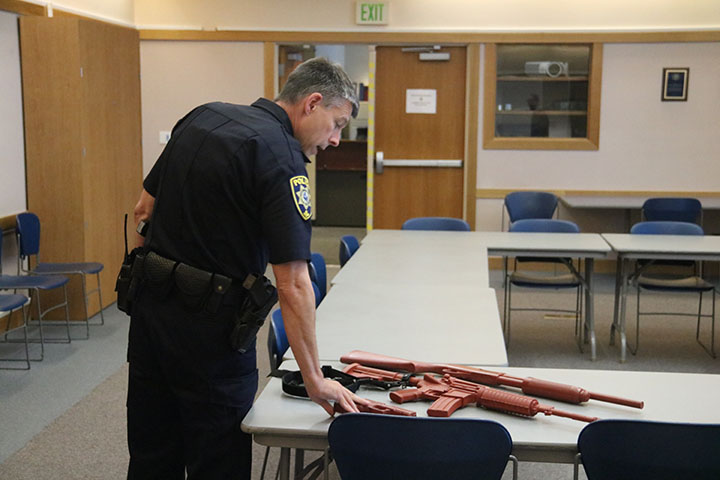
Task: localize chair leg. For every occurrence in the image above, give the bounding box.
[0,303,31,370]
[80,274,90,339]
[95,272,105,326]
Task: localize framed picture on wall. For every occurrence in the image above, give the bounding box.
[662,67,689,101]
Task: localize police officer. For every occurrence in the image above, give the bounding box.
[128,57,366,479]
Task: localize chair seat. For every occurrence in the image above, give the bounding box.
[34,262,104,275]
[510,272,580,288]
[0,274,69,290]
[637,275,714,291]
[0,294,29,312]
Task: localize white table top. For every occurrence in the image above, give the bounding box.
[478,231,612,259]
[357,229,611,258]
[243,361,720,463]
[332,230,489,287]
[602,233,720,260]
[561,195,720,210]
[290,284,507,366]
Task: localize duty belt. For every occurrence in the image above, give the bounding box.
[132,251,235,313]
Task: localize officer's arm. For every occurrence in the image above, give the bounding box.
[272,260,364,416]
[133,188,155,247]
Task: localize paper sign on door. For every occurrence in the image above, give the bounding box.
[405,89,437,114]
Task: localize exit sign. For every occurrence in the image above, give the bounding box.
[356,1,389,25]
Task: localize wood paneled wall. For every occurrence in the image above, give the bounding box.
[20,17,142,318]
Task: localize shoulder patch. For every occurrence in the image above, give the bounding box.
[290,175,312,221]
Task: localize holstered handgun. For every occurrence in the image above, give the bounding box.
[230,273,278,353]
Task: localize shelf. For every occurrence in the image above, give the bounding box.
[497,110,587,116]
[497,75,589,82]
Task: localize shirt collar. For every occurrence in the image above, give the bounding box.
[251,98,311,164]
[252,98,293,136]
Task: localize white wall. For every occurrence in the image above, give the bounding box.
[139,41,264,175]
[0,11,26,220]
[51,0,134,25]
[134,0,720,31]
[475,42,720,231]
[0,10,26,274]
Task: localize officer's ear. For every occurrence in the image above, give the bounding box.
[304,93,324,115]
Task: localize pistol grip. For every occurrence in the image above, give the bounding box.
[427,390,476,417]
[389,388,423,404]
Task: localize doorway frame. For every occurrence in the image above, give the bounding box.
[261,38,479,231]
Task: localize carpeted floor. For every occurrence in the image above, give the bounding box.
[1,227,718,479]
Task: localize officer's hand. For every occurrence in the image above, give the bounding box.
[305,378,370,416]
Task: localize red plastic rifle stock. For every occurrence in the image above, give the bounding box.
[334,398,416,416]
[340,350,643,409]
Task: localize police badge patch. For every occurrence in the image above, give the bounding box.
[290,175,312,221]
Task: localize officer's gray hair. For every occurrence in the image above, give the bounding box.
[276,57,359,118]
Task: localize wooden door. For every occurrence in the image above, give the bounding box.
[372,46,466,229]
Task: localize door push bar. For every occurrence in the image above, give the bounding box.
[374,151,462,174]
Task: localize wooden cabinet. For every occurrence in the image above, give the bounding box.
[19,17,142,318]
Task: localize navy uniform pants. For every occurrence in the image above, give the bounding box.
[127,287,258,480]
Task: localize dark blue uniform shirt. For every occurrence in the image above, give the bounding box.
[143,98,312,279]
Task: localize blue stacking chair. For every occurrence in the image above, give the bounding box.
[266,308,289,372]
[575,419,720,480]
[329,414,517,480]
[503,191,558,230]
[339,235,359,267]
[503,219,584,348]
[16,212,104,339]
[401,216,471,232]
[0,226,71,359]
[642,197,702,225]
[0,293,31,369]
[309,252,327,300]
[628,221,716,357]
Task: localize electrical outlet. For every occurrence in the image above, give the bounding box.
[159,131,171,145]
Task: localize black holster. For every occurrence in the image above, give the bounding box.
[229,274,278,353]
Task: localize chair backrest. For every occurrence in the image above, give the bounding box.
[509,218,580,233]
[310,252,327,298]
[266,308,289,371]
[578,419,720,480]
[401,217,471,232]
[329,414,512,480]
[311,281,321,307]
[16,212,41,259]
[642,197,702,224]
[504,191,558,223]
[630,221,704,236]
[339,235,359,267]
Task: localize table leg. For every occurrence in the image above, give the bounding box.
[610,256,623,346]
[278,447,291,480]
[294,449,305,480]
[618,257,629,363]
[584,258,596,361]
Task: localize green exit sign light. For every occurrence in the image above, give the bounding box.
[356,1,389,25]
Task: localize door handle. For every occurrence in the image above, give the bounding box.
[375,150,462,175]
[375,151,384,174]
